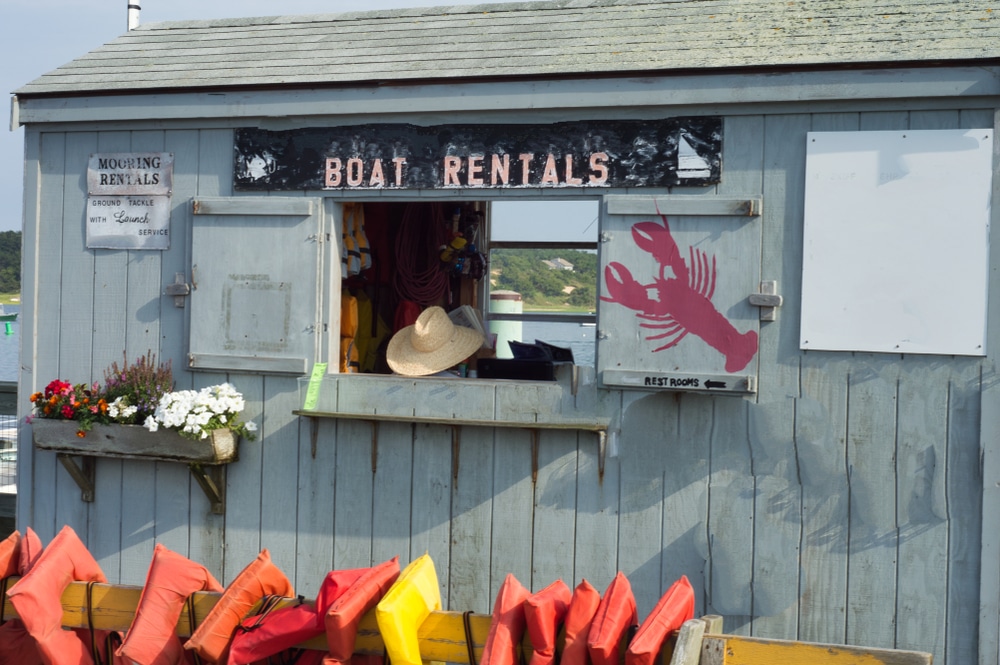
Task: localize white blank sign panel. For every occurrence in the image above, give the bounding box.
[801,129,993,356]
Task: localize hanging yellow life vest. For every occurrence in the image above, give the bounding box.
[340,291,360,373]
[349,202,372,272]
[342,203,371,277]
[354,290,391,373]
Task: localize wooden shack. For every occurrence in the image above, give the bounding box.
[10,2,1000,664]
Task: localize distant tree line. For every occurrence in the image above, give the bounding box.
[491,247,598,309]
[0,232,21,294]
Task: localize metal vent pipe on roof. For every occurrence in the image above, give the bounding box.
[128,1,141,30]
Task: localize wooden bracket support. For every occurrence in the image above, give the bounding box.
[57,454,95,502]
[597,430,607,482]
[310,416,319,459]
[530,429,540,484]
[56,454,227,514]
[295,411,609,485]
[451,425,461,488]
[189,464,227,515]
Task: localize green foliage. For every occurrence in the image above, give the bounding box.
[102,352,174,424]
[29,379,106,434]
[0,232,21,294]
[29,352,175,433]
[29,352,257,441]
[491,248,598,311]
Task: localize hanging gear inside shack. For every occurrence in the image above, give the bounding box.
[340,201,491,375]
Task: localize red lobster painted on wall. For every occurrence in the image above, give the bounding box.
[601,212,758,373]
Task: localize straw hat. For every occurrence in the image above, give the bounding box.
[386,306,484,377]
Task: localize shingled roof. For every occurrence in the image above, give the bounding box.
[15,0,1000,97]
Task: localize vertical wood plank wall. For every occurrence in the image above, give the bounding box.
[16,108,991,665]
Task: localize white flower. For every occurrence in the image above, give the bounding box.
[108,396,138,420]
[142,382,255,441]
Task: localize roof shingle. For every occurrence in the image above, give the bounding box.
[15,0,1000,97]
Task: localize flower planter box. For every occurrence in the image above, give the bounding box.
[31,419,238,513]
[32,419,238,464]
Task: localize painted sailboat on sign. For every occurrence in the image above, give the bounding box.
[677,132,712,179]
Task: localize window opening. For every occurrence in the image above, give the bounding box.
[339,199,599,377]
[487,200,599,366]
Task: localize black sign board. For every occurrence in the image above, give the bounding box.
[234,118,722,192]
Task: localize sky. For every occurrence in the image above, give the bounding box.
[1,0,539,234]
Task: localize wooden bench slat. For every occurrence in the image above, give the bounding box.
[1,579,932,665]
[1,578,495,658]
[700,635,933,665]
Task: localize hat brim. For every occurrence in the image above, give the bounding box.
[386,324,484,377]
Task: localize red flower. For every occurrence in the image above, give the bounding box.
[44,379,71,398]
[61,405,74,419]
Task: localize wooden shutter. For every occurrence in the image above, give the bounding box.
[188,196,327,374]
[598,195,763,394]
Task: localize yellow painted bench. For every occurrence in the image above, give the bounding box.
[0,579,932,665]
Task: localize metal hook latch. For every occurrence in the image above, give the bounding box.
[748,280,782,321]
[164,272,191,308]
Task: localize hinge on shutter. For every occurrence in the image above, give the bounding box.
[163,272,192,308]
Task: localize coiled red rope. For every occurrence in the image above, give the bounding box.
[393,202,450,306]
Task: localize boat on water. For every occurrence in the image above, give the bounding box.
[0,306,16,322]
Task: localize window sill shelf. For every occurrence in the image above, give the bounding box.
[294,370,615,478]
[293,408,608,433]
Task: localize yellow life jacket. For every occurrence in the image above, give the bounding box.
[342,203,370,277]
[349,203,372,272]
[354,290,391,373]
[340,291,360,373]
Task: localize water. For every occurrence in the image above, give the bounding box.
[0,305,17,497]
[0,305,19,383]
[516,319,596,367]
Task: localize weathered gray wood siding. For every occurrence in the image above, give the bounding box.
[16,105,992,665]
